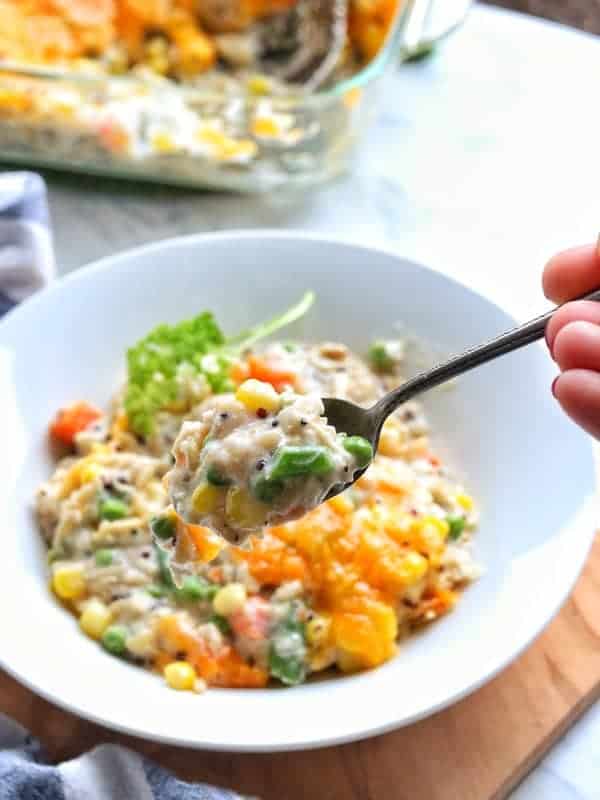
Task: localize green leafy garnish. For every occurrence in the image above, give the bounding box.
[125,312,225,437]
[269,603,307,686]
[154,543,176,590]
[269,649,306,685]
[124,292,314,436]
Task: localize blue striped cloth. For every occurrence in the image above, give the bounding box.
[0,171,254,800]
[0,171,55,315]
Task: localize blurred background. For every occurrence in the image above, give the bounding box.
[486,0,600,33]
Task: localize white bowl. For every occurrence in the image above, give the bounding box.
[0,232,596,751]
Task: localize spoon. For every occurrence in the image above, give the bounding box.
[323,287,600,499]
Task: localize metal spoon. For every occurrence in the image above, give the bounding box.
[323,287,600,499]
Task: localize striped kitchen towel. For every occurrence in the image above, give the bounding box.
[0,713,250,800]
[0,173,255,800]
[0,170,55,316]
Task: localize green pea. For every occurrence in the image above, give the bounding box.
[98,495,128,521]
[342,436,373,468]
[368,340,395,372]
[251,473,285,504]
[206,464,232,487]
[447,515,466,541]
[101,625,127,656]
[269,446,335,481]
[175,576,217,602]
[210,614,232,635]
[95,548,113,567]
[269,648,306,686]
[150,514,176,540]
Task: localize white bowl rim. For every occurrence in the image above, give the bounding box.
[0,229,597,752]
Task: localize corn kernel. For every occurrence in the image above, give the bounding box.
[251,116,281,138]
[399,552,428,585]
[456,492,474,511]
[191,483,223,515]
[151,131,177,153]
[235,379,281,413]
[80,462,102,484]
[419,515,450,539]
[147,54,169,75]
[52,564,86,600]
[218,139,257,162]
[247,75,271,95]
[213,583,247,616]
[79,598,112,639]
[164,660,197,691]
[225,487,267,529]
[197,126,226,147]
[90,443,111,455]
[306,615,331,648]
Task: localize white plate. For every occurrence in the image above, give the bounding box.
[0,232,596,752]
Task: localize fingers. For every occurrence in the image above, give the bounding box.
[553,321,600,371]
[553,370,600,440]
[542,242,600,304]
[546,301,600,355]
[544,241,600,440]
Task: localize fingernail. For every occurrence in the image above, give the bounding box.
[551,375,559,397]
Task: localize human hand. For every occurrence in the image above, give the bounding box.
[544,242,600,438]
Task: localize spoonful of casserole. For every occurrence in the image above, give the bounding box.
[159,283,600,566]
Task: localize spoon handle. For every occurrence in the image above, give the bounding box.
[372,287,600,423]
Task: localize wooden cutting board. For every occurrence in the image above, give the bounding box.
[3,533,600,800]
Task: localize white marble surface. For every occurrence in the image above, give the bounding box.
[37,4,600,796]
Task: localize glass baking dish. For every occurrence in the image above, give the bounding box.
[0,1,465,192]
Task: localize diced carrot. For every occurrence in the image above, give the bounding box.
[246,355,297,393]
[156,615,219,682]
[234,538,308,585]
[230,360,250,385]
[213,647,269,688]
[180,521,224,563]
[415,588,457,620]
[49,402,102,447]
